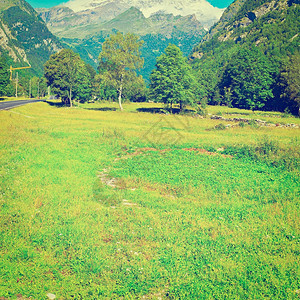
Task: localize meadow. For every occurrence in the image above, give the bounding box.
[0,101,299,299]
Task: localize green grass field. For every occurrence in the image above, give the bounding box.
[0,101,299,299]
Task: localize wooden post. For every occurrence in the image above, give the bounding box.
[29,79,31,98]
[37,78,40,99]
[15,72,18,98]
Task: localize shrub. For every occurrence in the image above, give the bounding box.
[214,123,226,130]
[248,119,259,128]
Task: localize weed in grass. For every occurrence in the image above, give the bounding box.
[257,136,279,155]
[282,108,293,118]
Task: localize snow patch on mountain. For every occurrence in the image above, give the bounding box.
[65,0,224,27]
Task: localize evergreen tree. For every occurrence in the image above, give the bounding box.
[150,44,197,112]
[44,49,92,106]
[219,47,275,110]
[0,56,10,96]
[98,32,144,110]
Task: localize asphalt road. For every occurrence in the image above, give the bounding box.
[0,99,43,111]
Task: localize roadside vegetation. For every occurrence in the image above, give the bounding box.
[0,101,299,299]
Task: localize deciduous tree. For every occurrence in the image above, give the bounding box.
[276,54,300,115]
[150,44,197,112]
[98,32,144,110]
[219,47,275,110]
[44,49,92,106]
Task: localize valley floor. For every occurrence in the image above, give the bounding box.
[0,101,299,299]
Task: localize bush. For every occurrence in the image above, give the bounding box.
[248,119,259,128]
[214,123,226,130]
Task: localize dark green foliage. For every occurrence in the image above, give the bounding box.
[44,49,92,105]
[274,54,300,115]
[150,44,198,112]
[93,74,117,101]
[234,0,268,21]
[84,63,96,81]
[61,35,107,72]
[194,68,217,104]
[123,75,147,102]
[140,29,205,81]
[191,38,237,103]
[3,82,14,97]
[214,123,226,130]
[191,0,300,114]
[219,47,275,110]
[30,77,47,98]
[0,56,9,96]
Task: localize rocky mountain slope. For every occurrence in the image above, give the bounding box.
[0,0,62,75]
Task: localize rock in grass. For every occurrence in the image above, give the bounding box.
[47,293,56,300]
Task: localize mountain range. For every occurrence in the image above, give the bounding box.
[63,0,224,28]
[0,0,222,79]
[37,1,216,79]
[1,0,298,90]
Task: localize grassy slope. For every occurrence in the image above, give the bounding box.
[0,101,299,299]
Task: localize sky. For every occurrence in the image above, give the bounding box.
[27,0,235,9]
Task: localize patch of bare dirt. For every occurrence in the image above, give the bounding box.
[98,168,118,188]
[182,148,233,158]
[119,147,232,159]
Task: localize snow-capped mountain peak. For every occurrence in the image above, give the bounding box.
[64,0,224,27]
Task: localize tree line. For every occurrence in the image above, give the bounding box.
[42,32,203,113]
[0,31,299,115]
[193,46,299,115]
[0,56,48,99]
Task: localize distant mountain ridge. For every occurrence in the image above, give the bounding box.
[0,0,62,75]
[64,0,224,28]
[38,4,208,80]
[36,0,222,38]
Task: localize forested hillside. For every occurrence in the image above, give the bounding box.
[191,0,300,114]
[0,0,61,76]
